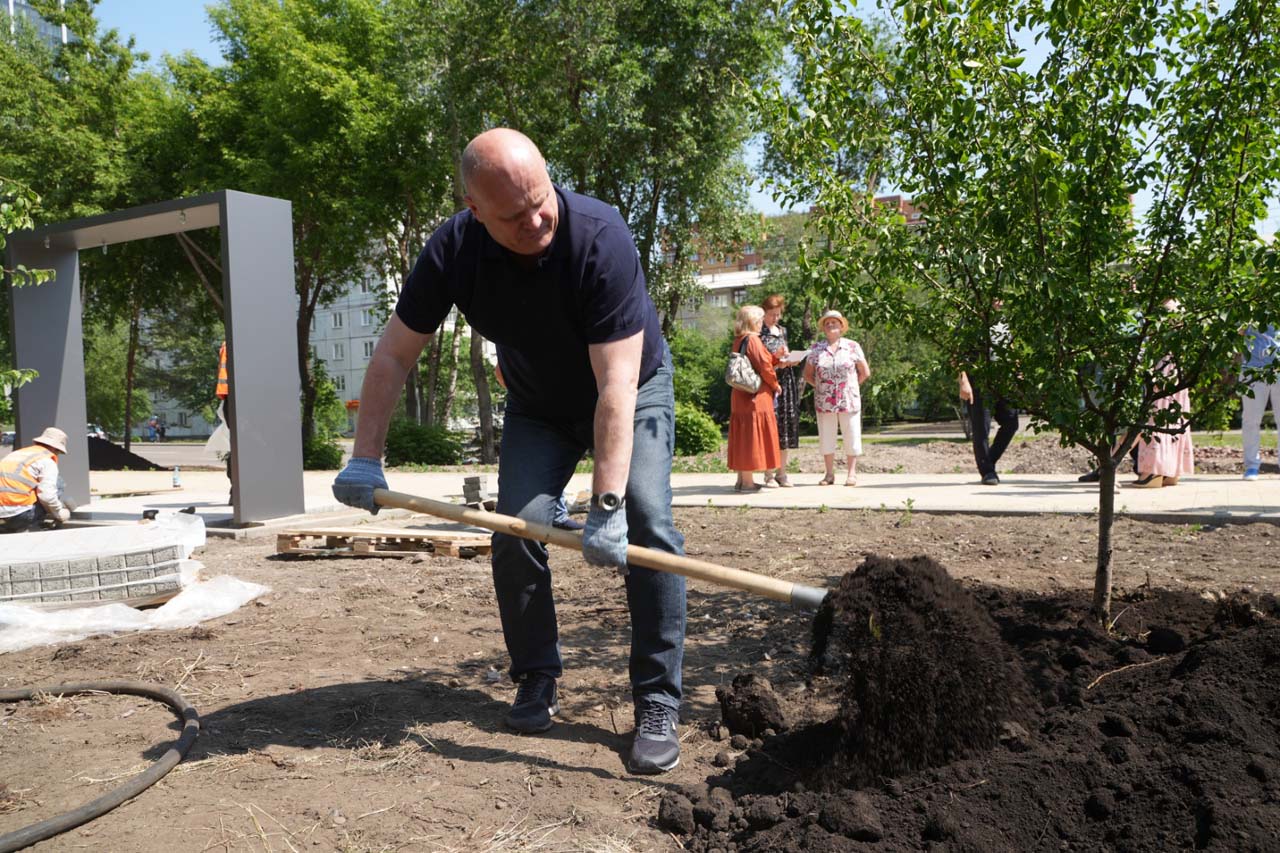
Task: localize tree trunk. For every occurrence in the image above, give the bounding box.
[123,301,140,453]
[1091,460,1118,621]
[664,288,683,340]
[297,310,316,440]
[471,330,496,463]
[403,364,422,424]
[636,172,663,283]
[423,330,444,426]
[662,243,684,339]
[440,314,464,426]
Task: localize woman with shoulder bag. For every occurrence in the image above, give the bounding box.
[727,305,782,492]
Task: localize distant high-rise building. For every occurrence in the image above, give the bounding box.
[5,0,68,48]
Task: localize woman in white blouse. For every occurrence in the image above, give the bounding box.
[803,310,871,486]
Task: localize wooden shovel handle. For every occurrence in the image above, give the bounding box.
[374,488,827,609]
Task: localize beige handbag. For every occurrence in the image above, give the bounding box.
[725,337,762,393]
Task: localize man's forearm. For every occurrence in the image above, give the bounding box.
[592,384,637,495]
[351,351,416,459]
[36,464,64,515]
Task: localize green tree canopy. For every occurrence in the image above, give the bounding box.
[761,0,1280,618]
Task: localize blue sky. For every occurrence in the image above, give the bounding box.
[94,1,222,65]
[91,1,1277,233]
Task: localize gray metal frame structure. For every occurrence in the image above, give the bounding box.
[5,190,304,525]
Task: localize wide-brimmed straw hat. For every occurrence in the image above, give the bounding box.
[819,310,849,333]
[34,427,68,454]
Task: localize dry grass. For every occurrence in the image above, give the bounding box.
[345,738,430,775]
[23,688,78,722]
[0,783,33,814]
[133,650,251,704]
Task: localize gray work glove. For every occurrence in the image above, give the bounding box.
[332,456,388,514]
[55,507,71,523]
[582,506,630,576]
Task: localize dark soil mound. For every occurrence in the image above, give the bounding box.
[662,578,1280,852]
[716,673,788,738]
[88,437,164,471]
[812,555,1034,784]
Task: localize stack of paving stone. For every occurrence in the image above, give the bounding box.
[463,475,496,511]
[0,544,184,607]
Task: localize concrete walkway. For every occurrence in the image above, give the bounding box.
[71,468,1280,538]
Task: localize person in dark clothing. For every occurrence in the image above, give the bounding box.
[332,128,684,775]
[959,372,1018,485]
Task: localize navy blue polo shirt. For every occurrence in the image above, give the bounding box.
[395,186,665,420]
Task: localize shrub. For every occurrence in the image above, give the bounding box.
[303,436,344,470]
[384,418,463,466]
[674,402,722,456]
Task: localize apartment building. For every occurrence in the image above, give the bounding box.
[4,0,69,46]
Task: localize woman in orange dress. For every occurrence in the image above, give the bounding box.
[727,305,782,491]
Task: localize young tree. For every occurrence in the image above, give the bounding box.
[170,0,405,440]
[761,0,1280,619]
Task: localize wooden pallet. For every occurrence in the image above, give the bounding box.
[276,527,493,559]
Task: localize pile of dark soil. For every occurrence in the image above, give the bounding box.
[662,558,1280,852]
[88,437,164,471]
[811,555,1034,786]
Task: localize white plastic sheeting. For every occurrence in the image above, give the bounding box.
[0,567,269,653]
[0,512,206,562]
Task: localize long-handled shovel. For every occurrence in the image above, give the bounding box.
[374,488,829,609]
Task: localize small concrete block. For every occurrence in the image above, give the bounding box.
[126,568,156,582]
[9,563,38,596]
[125,551,154,568]
[131,583,156,596]
[71,588,99,601]
[98,571,126,587]
[10,564,38,582]
[67,558,97,583]
[97,554,126,572]
[39,562,70,593]
[152,545,183,562]
[100,585,129,600]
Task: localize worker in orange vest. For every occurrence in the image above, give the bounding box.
[216,341,229,400]
[216,341,236,505]
[0,427,72,533]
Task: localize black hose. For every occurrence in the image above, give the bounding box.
[0,681,200,852]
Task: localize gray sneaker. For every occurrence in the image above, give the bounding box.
[505,673,558,733]
[629,700,680,774]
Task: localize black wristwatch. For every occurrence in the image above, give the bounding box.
[590,491,625,512]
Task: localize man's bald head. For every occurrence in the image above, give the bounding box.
[461,128,547,195]
[462,129,559,259]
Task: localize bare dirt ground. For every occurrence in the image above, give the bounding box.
[2,442,1278,852]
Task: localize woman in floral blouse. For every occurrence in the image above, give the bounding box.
[803,310,871,486]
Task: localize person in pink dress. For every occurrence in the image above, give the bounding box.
[1130,301,1194,488]
[1130,358,1194,488]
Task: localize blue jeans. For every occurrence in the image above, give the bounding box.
[493,345,686,712]
[0,504,46,533]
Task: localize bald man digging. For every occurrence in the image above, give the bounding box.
[333,128,686,774]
